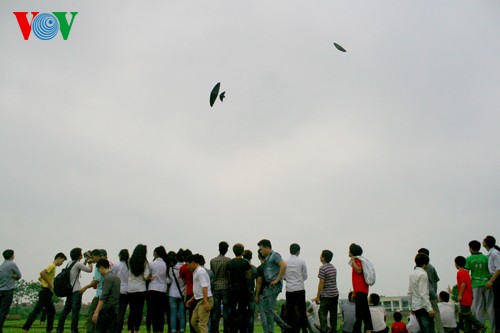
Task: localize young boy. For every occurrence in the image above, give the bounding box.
[454,256,486,333]
[92,258,120,333]
[22,252,67,333]
[391,311,408,333]
[315,250,339,333]
[368,293,388,333]
[437,291,457,333]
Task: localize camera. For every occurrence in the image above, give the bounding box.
[83,250,93,263]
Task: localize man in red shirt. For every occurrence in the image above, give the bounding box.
[349,243,373,333]
[455,256,486,333]
[180,249,195,333]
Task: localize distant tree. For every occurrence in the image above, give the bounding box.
[12,279,41,312]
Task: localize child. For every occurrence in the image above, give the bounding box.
[368,293,388,333]
[454,256,486,333]
[437,291,457,333]
[391,311,408,333]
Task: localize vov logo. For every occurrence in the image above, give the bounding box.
[13,12,78,40]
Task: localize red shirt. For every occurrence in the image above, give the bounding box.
[392,321,409,333]
[352,258,369,295]
[457,268,473,306]
[179,263,194,296]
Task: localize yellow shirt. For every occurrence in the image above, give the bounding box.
[41,263,56,289]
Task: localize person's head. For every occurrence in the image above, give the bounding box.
[100,249,108,259]
[219,241,229,256]
[243,249,252,262]
[54,252,67,266]
[414,253,429,268]
[468,240,481,253]
[439,291,450,303]
[418,248,430,257]
[290,243,301,255]
[257,239,272,256]
[186,254,201,271]
[168,251,178,266]
[199,255,206,266]
[96,258,111,275]
[2,249,14,260]
[321,250,333,263]
[369,293,380,306]
[483,235,497,250]
[349,243,363,257]
[70,248,82,261]
[119,249,129,263]
[454,256,466,269]
[90,249,103,262]
[233,243,245,257]
[130,244,148,277]
[176,249,186,263]
[393,311,403,322]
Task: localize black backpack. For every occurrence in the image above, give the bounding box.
[54,260,78,297]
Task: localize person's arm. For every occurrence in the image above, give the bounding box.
[302,261,308,282]
[486,270,500,288]
[92,300,104,323]
[12,263,22,280]
[270,260,287,286]
[350,257,362,274]
[202,286,211,312]
[457,282,466,302]
[39,269,52,289]
[81,279,99,294]
[418,275,434,316]
[315,278,324,304]
[255,276,262,304]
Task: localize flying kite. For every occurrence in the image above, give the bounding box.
[333,42,346,52]
[210,82,226,107]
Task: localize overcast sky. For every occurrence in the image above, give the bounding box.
[1,0,499,303]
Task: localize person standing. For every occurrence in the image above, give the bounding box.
[0,249,22,333]
[127,244,150,333]
[315,250,338,333]
[169,250,187,333]
[285,243,308,333]
[243,250,257,333]
[22,253,67,333]
[81,249,106,333]
[186,254,213,333]
[483,235,500,333]
[227,243,251,333]
[418,248,444,333]
[92,259,121,333]
[148,246,169,333]
[465,240,494,328]
[56,248,93,333]
[257,239,287,333]
[114,249,130,333]
[210,242,231,333]
[408,253,435,333]
[179,249,195,333]
[349,244,372,333]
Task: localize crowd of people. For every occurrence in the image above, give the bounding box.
[0,236,498,333]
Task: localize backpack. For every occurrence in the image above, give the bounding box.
[54,260,78,297]
[357,256,376,286]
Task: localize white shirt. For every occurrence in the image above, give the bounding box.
[193,266,212,300]
[127,263,150,293]
[408,267,432,312]
[113,261,129,294]
[169,262,185,298]
[284,255,308,292]
[438,302,457,328]
[487,248,500,275]
[149,258,168,293]
[369,305,387,332]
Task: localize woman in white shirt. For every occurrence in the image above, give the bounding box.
[168,250,186,333]
[114,249,130,333]
[148,246,170,333]
[127,244,151,333]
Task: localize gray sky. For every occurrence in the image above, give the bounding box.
[1,0,499,303]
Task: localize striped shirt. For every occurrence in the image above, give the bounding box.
[210,255,231,291]
[318,263,338,297]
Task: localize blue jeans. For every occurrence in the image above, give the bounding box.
[57,290,82,333]
[211,289,229,333]
[169,297,186,332]
[414,308,435,333]
[261,284,282,333]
